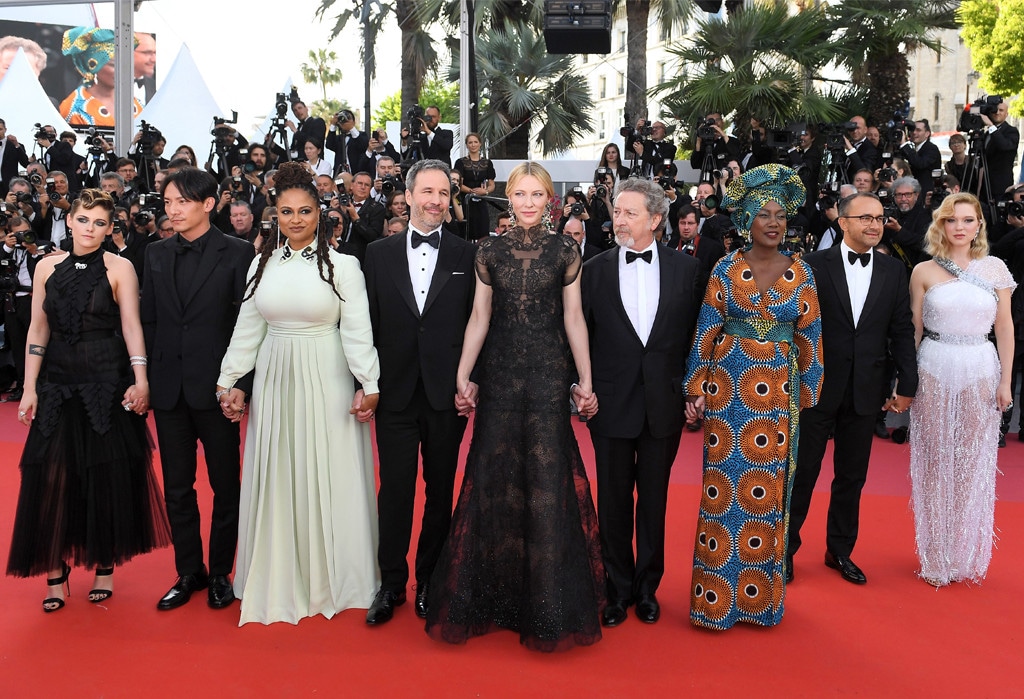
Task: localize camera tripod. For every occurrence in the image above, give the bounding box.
[958,130,995,222]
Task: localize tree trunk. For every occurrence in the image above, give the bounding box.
[866,49,909,125]
[397,0,422,122]
[625,0,651,122]
[491,114,531,160]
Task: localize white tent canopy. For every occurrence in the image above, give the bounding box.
[134,44,224,165]
[0,47,74,159]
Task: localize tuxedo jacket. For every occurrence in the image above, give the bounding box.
[326,129,370,175]
[345,199,386,262]
[985,121,1021,198]
[406,127,454,168]
[363,230,476,413]
[141,226,256,411]
[901,140,942,187]
[0,138,30,197]
[581,246,702,440]
[291,117,327,157]
[802,245,918,416]
[355,141,401,177]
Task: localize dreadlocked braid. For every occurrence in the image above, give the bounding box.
[243,162,343,302]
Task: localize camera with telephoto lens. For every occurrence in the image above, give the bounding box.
[45,177,62,202]
[32,123,50,141]
[877,189,898,221]
[697,118,718,141]
[14,227,36,245]
[28,173,43,187]
[406,105,426,135]
[697,194,720,212]
[595,184,609,199]
[381,175,399,196]
[14,190,33,204]
[958,95,1003,133]
[929,169,950,211]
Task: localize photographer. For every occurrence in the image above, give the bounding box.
[788,127,822,205]
[846,115,880,174]
[1,214,46,402]
[40,171,72,249]
[358,128,401,175]
[129,128,169,189]
[226,201,259,242]
[672,204,725,292]
[560,187,590,229]
[982,99,1020,201]
[33,125,80,186]
[585,170,615,249]
[630,119,676,177]
[693,181,732,242]
[99,172,128,206]
[400,105,453,167]
[370,156,405,205]
[807,183,855,251]
[882,176,930,270]
[338,171,385,262]
[325,109,368,175]
[285,100,326,163]
[446,170,466,237]
[560,214,600,262]
[899,119,942,186]
[206,124,249,182]
[945,133,980,196]
[689,112,740,175]
[5,178,43,236]
[0,118,30,198]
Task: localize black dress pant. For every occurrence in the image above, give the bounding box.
[375,380,466,592]
[5,293,32,386]
[591,420,681,602]
[154,393,241,577]
[789,383,876,559]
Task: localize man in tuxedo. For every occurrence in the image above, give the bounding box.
[632,120,677,178]
[0,119,30,198]
[141,167,255,611]
[582,178,701,627]
[339,171,385,262]
[899,120,942,186]
[845,115,880,178]
[362,158,476,625]
[982,99,1021,201]
[326,110,368,175]
[401,106,453,168]
[673,204,725,292]
[694,182,732,242]
[286,100,326,163]
[788,192,918,585]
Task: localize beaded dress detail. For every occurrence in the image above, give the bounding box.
[425,225,605,651]
[909,256,1016,585]
[7,250,170,577]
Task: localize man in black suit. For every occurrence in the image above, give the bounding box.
[582,178,701,627]
[982,99,1021,201]
[688,111,740,176]
[899,120,942,186]
[694,182,732,242]
[632,120,677,178]
[0,119,30,198]
[401,106,453,168]
[339,171,385,262]
[673,204,725,293]
[286,100,326,163]
[363,159,476,625]
[845,115,880,178]
[788,192,918,585]
[141,167,255,611]
[325,109,368,175]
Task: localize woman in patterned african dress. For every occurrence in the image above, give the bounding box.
[685,165,824,630]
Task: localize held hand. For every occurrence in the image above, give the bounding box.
[17,390,37,425]
[572,384,599,419]
[122,383,150,415]
[883,394,913,414]
[685,395,706,423]
[349,389,379,422]
[454,380,478,416]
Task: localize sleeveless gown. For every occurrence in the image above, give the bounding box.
[910,256,1016,585]
[7,249,170,577]
[425,225,605,652]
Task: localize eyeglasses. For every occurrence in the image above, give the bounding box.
[841,215,886,225]
[894,192,916,199]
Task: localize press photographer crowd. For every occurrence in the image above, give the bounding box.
[0,82,1021,642]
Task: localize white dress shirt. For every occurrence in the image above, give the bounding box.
[408,225,442,314]
[840,240,873,327]
[618,241,661,345]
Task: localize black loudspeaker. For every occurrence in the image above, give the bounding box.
[544,1,612,55]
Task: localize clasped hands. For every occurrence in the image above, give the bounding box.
[572,383,599,419]
[350,389,379,423]
[216,386,247,423]
[882,394,913,414]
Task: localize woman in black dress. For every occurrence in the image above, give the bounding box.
[425,162,605,652]
[7,189,170,611]
[453,132,496,241]
[597,142,631,181]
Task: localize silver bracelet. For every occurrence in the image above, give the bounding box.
[129,355,148,366]
[215,389,230,400]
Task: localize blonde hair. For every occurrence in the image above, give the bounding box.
[925,192,989,260]
[505,161,554,199]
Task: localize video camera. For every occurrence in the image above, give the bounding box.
[818,121,858,151]
[32,123,51,142]
[136,121,163,159]
[406,105,426,135]
[958,95,1003,133]
[697,118,718,142]
[211,112,239,145]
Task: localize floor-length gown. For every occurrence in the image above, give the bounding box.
[218,245,381,625]
[425,225,605,652]
[910,256,1016,585]
[7,249,170,577]
[453,156,496,241]
[684,250,823,630]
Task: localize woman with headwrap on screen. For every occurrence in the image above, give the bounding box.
[59,27,142,127]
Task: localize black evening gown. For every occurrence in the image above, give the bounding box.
[425,225,605,652]
[453,156,496,241]
[6,250,170,577]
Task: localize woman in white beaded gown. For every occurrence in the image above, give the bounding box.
[217,162,381,624]
[908,193,1015,587]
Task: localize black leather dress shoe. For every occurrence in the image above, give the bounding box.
[414,581,429,619]
[635,594,660,624]
[207,575,236,609]
[157,569,209,611]
[601,600,628,627]
[825,551,867,585]
[874,419,890,439]
[785,555,795,584]
[366,588,406,625]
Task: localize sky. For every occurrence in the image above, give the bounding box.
[1,0,409,133]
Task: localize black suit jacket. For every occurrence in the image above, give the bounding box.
[683,235,726,292]
[1,138,30,197]
[582,246,701,440]
[985,121,1021,199]
[290,117,326,159]
[345,199,386,262]
[140,226,256,411]
[363,230,476,413]
[326,129,371,175]
[901,140,942,186]
[407,127,454,168]
[802,245,918,415]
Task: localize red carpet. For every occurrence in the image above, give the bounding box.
[0,403,1020,697]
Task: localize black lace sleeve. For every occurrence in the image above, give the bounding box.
[475,236,497,286]
[557,234,582,286]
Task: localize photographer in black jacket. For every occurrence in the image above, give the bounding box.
[1,214,47,401]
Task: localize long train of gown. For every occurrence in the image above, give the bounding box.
[219,246,381,624]
[909,256,1015,585]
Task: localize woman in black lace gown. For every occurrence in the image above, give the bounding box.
[6,189,170,612]
[425,162,605,652]
[453,132,496,241]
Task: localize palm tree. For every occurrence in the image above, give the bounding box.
[451,20,593,158]
[657,2,842,149]
[300,49,342,103]
[617,0,693,124]
[826,0,959,124]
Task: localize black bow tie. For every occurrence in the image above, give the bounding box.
[411,231,439,249]
[626,250,652,264]
[134,77,146,88]
[848,250,870,267]
[176,238,200,255]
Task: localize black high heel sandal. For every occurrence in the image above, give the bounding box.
[43,562,71,613]
[89,567,114,603]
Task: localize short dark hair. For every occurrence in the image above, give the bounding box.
[837,192,881,217]
[166,157,193,170]
[114,157,135,170]
[678,204,699,222]
[163,166,218,202]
